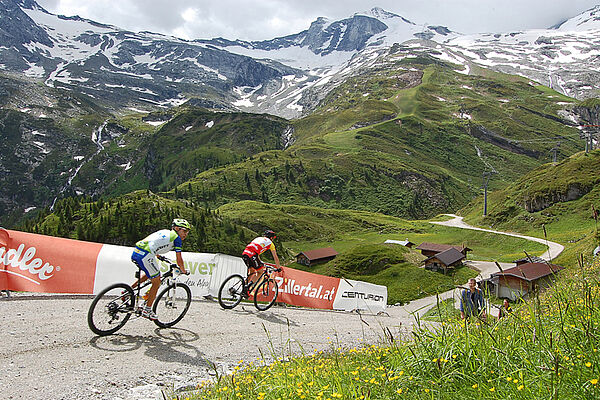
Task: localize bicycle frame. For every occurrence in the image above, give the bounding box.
[217,263,281,311]
[247,264,278,294]
[130,262,180,310]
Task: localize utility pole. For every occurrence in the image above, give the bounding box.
[549,142,560,163]
[582,125,600,153]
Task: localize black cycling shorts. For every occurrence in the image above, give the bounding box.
[242,254,263,270]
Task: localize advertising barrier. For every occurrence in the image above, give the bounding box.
[0,228,9,291]
[0,229,387,313]
[0,229,101,294]
[274,267,340,310]
[333,278,389,314]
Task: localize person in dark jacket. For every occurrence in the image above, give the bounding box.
[460,278,486,320]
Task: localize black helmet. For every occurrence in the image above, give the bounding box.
[264,229,276,239]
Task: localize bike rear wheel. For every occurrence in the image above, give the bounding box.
[153,282,192,328]
[87,283,134,336]
[254,278,278,311]
[218,274,245,309]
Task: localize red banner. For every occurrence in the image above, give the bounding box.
[0,230,102,293]
[269,265,341,310]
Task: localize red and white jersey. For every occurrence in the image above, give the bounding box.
[243,236,274,257]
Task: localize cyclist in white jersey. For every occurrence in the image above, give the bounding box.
[130,219,190,320]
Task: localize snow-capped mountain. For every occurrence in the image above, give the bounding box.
[198,7,460,115]
[1,0,599,119]
[554,4,600,30]
[200,7,458,70]
[200,5,600,114]
[421,5,600,100]
[0,0,304,115]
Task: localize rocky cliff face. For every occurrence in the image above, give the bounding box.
[300,15,388,55]
[522,183,592,213]
[574,104,600,126]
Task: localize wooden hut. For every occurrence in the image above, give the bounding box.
[295,247,338,267]
[422,248,465,274]
[490,262,564,301]
[416,242,471,258]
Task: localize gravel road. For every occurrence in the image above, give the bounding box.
[0,295,419,400]
[431,214,564,261]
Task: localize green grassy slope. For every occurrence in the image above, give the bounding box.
[69,107,291,196]
[170,56,582,219]
[460,150,600,266]
[21,196,547,303]
[215,201,547,303]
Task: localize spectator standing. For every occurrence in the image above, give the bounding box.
[460,278,486,320]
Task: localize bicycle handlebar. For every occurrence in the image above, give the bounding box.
[156,255,190,275]
[264,264,282,273]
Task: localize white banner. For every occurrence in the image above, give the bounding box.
[208,254,246,297]
[333,278,388,314]
[94,246,216,298]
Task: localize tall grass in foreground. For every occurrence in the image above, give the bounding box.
[181,259,600,400]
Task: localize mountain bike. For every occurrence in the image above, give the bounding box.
[218,264,282,311]
[87,255,192,336]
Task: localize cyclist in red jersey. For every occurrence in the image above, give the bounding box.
[242,230,281,294]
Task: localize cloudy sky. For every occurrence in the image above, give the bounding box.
[35,0,600,41]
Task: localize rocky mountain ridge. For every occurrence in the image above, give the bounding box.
[2,1,599,120]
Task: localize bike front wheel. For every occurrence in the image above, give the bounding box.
[153,283,192,328]
[254,278,278,311]
[218,274,245,309]
[87,283,134,336]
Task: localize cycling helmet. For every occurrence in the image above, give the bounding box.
[172,218,191,230]
[264,229,276,238]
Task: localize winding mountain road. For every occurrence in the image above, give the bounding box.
[431,214,564,279]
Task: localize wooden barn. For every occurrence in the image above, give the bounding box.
[416,242,471,258]
[295,247,338,267]
[489,262,564,301]
[422,248,466,274]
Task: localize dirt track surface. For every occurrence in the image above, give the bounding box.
[0,295,415,400]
